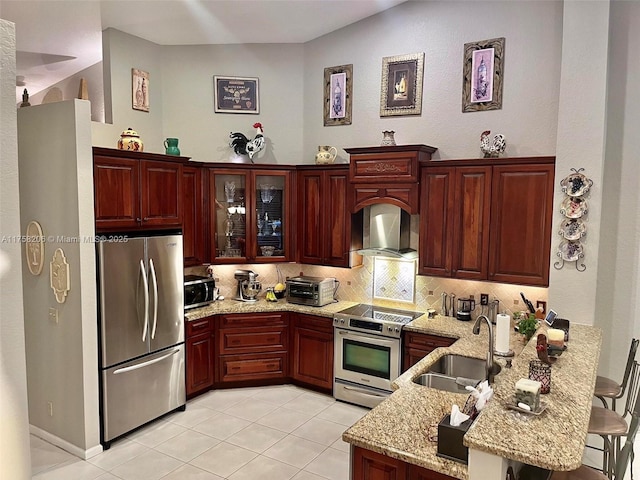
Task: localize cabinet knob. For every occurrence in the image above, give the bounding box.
[136,217,142,223]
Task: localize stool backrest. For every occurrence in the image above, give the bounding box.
[615,360,640,479]
[620,338,639,393]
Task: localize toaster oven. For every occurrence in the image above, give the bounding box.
[286,276,337,307]
[184,275,216,310]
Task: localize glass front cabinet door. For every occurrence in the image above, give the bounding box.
[210,168,292,263]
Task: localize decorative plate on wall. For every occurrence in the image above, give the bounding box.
[560,196,588,218]
[559,218,586,241]
[558,240,584,262]
[560,171,593,197]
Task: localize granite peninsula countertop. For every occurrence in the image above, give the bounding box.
[343,320,602,479]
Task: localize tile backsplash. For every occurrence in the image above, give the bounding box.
[186,257,548,318]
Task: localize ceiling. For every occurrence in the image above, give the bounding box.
[1,0,407,99]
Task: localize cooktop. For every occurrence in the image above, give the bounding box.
[336,304,424,324]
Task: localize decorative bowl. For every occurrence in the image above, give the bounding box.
[260,246,275,256]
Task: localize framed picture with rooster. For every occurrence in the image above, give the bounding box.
[214,76,259,114]
[462,37,505,112]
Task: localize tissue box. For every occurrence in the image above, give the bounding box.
[437,414,474,464]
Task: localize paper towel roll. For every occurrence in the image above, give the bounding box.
[495,313,511,353]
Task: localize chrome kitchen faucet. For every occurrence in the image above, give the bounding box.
[472,314,501,384]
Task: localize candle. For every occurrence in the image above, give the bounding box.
[495,313,511,353]
[547,328,565,347]
[515,378,541,410]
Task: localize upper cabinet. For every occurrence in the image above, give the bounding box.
[182,165,206,266]
[208,166,294,263]
[93,147,186,232]
[297,165,363,268]
[419,158,555,287]
[345,145,437,214]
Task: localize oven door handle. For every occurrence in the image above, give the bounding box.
[336,330,396,346]
[342,385,389,398]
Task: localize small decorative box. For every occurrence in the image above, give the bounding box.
[515,378,542,410]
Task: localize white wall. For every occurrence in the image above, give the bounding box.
[93,28,305,164]
[0,18,31,480]
[303,0,562,162]
[595,0,640,386]
[18,100,100,457]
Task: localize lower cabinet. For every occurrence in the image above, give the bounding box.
[185,317,215,397]
[217,312,289,384]
[291,314,334,392]
[185,312,335,397]
[352,447,455,480]
[402,332,456,371]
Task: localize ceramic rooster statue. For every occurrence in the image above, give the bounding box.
[480,130,506,158]
[229,122,265,162]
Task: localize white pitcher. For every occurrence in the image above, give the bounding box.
[315,145,338,164]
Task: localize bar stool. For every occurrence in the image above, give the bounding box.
[587,359,640,478]
[594,338,638,410]
[550,389,638,480]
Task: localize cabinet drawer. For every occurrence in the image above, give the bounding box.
[350,153,420,183]
[186,317,213,337]
[404,332,455,350]
[219,312,287,328]
[219,326,288,354]
[294,314,333,333]
[219,353,288,382]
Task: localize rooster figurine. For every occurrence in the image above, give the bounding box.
[480,130,506,158]
[229,122,265,162]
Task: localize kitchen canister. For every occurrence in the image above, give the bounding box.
[117,128,144,151]
[529,360,551,394]
[164,138,180,156]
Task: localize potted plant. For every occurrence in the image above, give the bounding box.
[516,313,539,341]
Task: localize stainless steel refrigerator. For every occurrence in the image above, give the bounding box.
[97,233,185,447]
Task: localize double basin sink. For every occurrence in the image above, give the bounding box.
[413,354,501,393]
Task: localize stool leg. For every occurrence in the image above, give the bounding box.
[595,395,609,409]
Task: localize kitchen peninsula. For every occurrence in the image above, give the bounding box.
[344,318,602,480]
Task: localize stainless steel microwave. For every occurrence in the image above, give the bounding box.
[184,275,216,310]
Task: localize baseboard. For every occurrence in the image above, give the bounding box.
[29,425,103,460]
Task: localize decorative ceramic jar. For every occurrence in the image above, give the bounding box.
[381,130,396,146]
[315,145,337,164]
[117,128,144,151]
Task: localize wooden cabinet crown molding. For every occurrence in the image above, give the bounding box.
[93,146,191,164]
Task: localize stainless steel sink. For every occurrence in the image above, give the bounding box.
[427,354,500,379]
[412,354,502,392]
[412,373,475,394]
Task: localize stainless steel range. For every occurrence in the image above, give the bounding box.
[333,304,424,408]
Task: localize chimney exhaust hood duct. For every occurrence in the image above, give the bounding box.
[357,204,417,260]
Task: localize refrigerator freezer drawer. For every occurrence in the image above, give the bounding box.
[101,345,185,443]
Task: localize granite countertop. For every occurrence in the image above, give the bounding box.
[342,317,602,479]
[185,299,358,321]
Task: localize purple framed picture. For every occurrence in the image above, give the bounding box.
[324,64,352,126]
[462,37,505,112]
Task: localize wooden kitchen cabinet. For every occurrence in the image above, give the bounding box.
[291,314,334,392]
[93,147,185,232]
[345,145,437,214]
[185,316,214,398]
[208,166,294,263]
[182,165,206,266]
[487,163,555,286]
[402,331,455,371]
[419,165,491,280]
[216,312,289,384]
[297,166,362,267]
[419,158,554,286]
[352,447,456,480]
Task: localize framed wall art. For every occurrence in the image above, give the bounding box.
[214,76,259,114]
[132,68,149,112]
[462,37,505,113]
[324,64,352,126]
[380,52,424,117]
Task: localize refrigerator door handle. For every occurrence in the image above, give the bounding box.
[112,347,181,375]
[139,259,149,342]
[149,258,158,340]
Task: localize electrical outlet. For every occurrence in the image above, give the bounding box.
[49,307,58,324]
[428,290,434,296]
[480,294,489,306]
[469,294,474,300]
[47,401,53,417]
[514,299,520,305]
[536,301,547,314]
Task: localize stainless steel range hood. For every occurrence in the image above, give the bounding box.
[357,204,417,260]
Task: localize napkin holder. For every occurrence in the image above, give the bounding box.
[437,414,474,464]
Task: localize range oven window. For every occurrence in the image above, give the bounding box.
[342,339,391,379]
